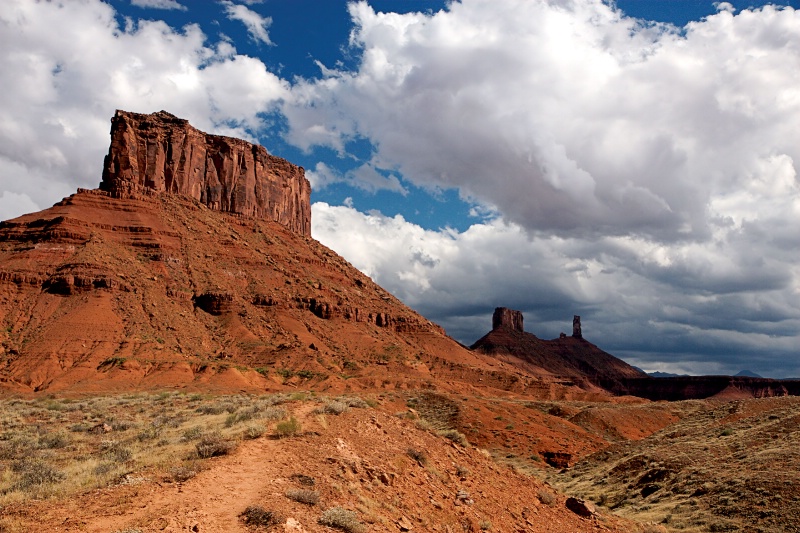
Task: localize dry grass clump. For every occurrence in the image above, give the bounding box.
[437,429,469,447]
[407,448,428,466]
[242,424,266,440]
[167,461,202,482]
[313,395,371,416]
[274,416,302,438]
[537,488,557,506]
[239,505,283,527]
[195,432,236,458]
[318,507,364,532]
[316,400,350,415]
[285,488,320,505]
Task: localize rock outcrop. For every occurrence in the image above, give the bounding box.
[101,110,311,236]
[492,307,524,332]
[572,315,582,338]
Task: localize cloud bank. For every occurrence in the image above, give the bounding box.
[295,1,800,376]
[1,0,799,376]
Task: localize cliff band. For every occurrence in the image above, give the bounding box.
[101,110,311,236]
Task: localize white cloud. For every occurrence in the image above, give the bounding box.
[285,1,800,241]
[0,0,287,221]
[289,1,800,376]
[131,0,187,10]
[221,1,273,45]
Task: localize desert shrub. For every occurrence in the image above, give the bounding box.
[318,507,363,532]
[479,520,492,531]
[537,488,556,506]
[12,458,65,490]
[196,401,236,415]
[455,465,470,478]
[438,429,468,447]
[338,396,369,409]
[195,433,235,458]
[407,448,428,466]
[136,425,161,441]
[38,431,69,449]
[243,424,266,440]
[94,461,116,475]
[106,443,133,463]
[414,418,433,432]
[168,463,200,482]
[316,400,349,415]
[260,406,288,421]
[0,438,35,460]
[290,473,315,486]
[274,417,301,438]
[240,505,283,527]
[111,420,134,431]
[181,426,203,441]
[285,488,320,505]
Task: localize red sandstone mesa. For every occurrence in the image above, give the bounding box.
[101,110,311,236]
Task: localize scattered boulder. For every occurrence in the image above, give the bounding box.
[565,497,596,517]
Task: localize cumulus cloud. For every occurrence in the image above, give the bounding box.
[221,1,273,45]
[0,0,287,219]
[286,1,800,240]
[131,0,187,10]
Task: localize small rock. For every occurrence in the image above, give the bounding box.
[565,497,596,517]
[397,516,414,531]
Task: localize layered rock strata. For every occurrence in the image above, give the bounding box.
[101,110,311,236]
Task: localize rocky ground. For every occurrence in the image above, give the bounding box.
[546,396,800,532]
[0,391,647,533]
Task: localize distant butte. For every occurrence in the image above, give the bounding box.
[471,307,646,391]
[101,110,311,236]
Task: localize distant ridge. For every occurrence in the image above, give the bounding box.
[735,369,763,378]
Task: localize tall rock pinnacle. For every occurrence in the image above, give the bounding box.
[100,110,311,236]
[573,315,582,338]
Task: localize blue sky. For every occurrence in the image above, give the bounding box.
[2,0,800,377]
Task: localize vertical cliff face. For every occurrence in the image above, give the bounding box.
[492,307,524,332]
[101,110,311,236]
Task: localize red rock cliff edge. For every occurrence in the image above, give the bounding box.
[101,110,311,236]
